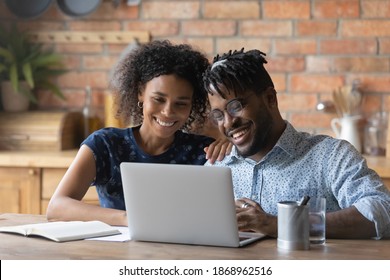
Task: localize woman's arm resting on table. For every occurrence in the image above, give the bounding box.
[46,145,127,226]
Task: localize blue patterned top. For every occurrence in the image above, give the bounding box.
[206,122,390,238]
[82,127,213,210]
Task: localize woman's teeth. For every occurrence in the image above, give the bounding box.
[156,118,175,127]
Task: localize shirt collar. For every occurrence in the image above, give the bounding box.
[224,121,302,164]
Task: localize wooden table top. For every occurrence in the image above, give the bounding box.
[0,214,389,260]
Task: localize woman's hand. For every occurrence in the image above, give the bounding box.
[204,137,233,164]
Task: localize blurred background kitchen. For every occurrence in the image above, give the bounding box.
[1,0,390,214]
[1,0,390,135]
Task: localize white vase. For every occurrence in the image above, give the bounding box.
[1,81,30,112]
[331,115,362,152]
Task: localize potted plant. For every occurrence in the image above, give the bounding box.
[0,24,67,112]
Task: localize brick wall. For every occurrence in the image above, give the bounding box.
[1,0,390,135]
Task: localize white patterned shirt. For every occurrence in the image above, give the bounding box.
[206,122,390,238]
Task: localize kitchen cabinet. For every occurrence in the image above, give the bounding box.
[0,150,98,214]
[0,167,40,214]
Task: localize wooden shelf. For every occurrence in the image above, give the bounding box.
[28,31,150,44]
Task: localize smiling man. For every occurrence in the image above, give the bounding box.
[203,48,390,239]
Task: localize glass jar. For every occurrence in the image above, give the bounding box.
[363,112,388,156]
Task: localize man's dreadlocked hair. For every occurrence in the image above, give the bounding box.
[110,40,210,131]
[203,48,274,99]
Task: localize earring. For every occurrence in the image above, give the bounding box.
[137,101,143,108]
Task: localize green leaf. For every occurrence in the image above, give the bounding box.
[0,23,67,101]
[22,62,34,88]
[0,47,13,61]
[19,86,38,103]
[32,53,63,68]
[39,80,66,100]
[9,64,19,92]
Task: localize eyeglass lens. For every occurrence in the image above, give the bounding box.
[210,99,244,125]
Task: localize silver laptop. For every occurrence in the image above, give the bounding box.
[120,162,265,247]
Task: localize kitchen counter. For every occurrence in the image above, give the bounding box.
[0,149,77,168]
[0,149,96,215]
[364,155,390,178]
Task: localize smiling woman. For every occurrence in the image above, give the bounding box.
[45,40,231,227]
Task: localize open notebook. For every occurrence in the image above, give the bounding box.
[120,162,265,247]
[0,221,120,242]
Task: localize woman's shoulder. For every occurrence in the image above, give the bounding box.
[91,126,133,137]
[83,127,133,146]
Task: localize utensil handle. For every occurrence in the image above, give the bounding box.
[331,118,341,138]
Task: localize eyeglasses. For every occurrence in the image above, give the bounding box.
[209,94,254,126]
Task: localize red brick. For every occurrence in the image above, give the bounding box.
[320,39,377,54]
[306,56,333,73]
[125,21,179,37]
[216,39,272,55]
[277,93,318,112]
[333,58,389,73]
[58,71,109,89]
[68,21,121,31]
[171,38,214,55]
[263,1,310,19]
[39,4,69,19]
[361,0,390,18]
[313,0,360,19]
[361,95,382,115]
[290,74,345,93]
[84,55,119,70]
[379,39,390,54]
[143,1,200,19]
[290,113,336,130]
[383,96,390,112]
[240,20,292,37]
[18,21,65,32]
[204,1,260,19]
[62,54,83,70]
[342,20,390,37]
[106,43,137,55]
[37,89,85,109]
[90,2,138,20]
[56,43,104,54]
[270,74,287,93]
[266,57,306,73]
[182,20,236,36]
[274,39,317,55]
[296,20,337,37]
[356,76,390,94]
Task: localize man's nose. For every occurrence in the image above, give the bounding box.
[223,111,234,128]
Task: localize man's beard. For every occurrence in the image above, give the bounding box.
[236,111,273,158]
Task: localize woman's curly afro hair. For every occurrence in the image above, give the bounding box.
[110,40,210,131]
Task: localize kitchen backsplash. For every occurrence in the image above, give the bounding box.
[0,0,389,136]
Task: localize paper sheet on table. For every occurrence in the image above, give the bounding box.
[86,226,131,242]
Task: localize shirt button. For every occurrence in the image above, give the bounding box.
[251,195,258,201]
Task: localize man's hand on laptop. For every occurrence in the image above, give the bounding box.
[235,198,277,238]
